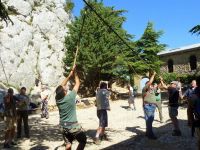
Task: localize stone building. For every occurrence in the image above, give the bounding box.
[158,43,200,74]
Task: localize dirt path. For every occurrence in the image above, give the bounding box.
[0,97,198,150]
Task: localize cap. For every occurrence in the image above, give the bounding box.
[170,81,178,86]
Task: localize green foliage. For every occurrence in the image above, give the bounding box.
[161,72,178,84]
[161,72,200,85]
[0,0,13,24]
[190,25,200,35]
[135,22,166,74]
[64,0,134,95]
[65,0,74,13]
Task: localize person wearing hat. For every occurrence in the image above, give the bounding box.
[160,78,182,136]
[3,88,17,148]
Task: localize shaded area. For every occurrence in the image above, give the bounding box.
[0,116,63,149]
[103,120,197,150]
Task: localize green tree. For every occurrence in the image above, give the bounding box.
[64,0,134,96]
[190,25,200,35]
[0,0,13,24]
[135,22,166,75]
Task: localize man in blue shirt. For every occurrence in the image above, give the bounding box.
[181,80,198,126]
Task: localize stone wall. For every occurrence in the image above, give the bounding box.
[159,47,200,74]
[0,0,71,105]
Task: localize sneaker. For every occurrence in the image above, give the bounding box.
[94,138,101,145]
[4,143,11,148]
[101,134,109,141]
[172,130,182,136]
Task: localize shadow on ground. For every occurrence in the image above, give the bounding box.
[0,116,63,150]
[103,119,197,150]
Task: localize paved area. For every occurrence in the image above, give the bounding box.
[0,97,198,150]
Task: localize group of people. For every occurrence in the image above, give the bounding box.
[142,72,200,149]
[1,87,30,148]
[1,66,200,150]
[0,84,51,148]
[55,67,200,150]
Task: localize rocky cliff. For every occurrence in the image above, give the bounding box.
[0,0,71,105]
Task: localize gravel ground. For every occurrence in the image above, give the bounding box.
[0,97,198,150]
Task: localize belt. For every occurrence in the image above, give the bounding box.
[144,102,156,106]
[60,121,78,126]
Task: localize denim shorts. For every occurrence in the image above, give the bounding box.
[97,109,108,127]
[168,106,178,118]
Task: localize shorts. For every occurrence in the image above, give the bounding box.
[97,109,108,127]
[62,127,87,145]
[168,106,178,118]
[128,96,135,104]
[5,117,16,130]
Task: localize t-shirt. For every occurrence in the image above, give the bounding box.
[155,88,161,101]
[56,90,79,129]
[142,84,156,104]
[184,87,196,99]
[15,94,30,111]
[168,87,179,107]
[4,94,17,117]
[96,89,110,110]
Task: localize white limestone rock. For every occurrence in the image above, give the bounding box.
[0,0,71,105]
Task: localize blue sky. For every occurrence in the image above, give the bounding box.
[72,0,199,49]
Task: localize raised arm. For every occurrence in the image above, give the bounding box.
[61,66,75,87]
[148,72,156,85]
[73,70,80,93]
[160,77,168,89]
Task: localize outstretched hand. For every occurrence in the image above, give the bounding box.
[69,65,76,77]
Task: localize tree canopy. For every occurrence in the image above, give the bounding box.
[64,0,135,95]
[64,1,166,95]
[134,22,166,74]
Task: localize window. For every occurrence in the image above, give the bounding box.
[168,59,173,73]
[189,55,197,70]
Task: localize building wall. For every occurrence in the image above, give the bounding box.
[159,48,200,74]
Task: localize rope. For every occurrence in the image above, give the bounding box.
[0,54,9,86]
[82,0,142,76]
